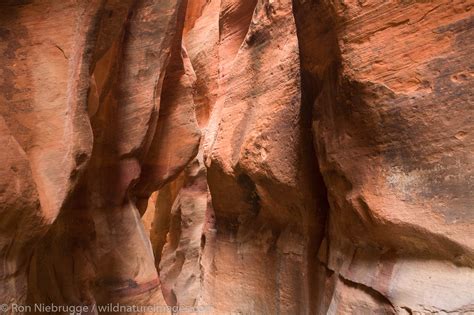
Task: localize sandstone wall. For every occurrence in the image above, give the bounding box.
[0,0,472,314]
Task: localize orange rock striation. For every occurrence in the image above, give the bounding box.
[0,0,472,314]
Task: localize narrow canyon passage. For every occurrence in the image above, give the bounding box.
[0,0,473,314]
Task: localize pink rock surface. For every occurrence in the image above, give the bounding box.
[0,0,472,314]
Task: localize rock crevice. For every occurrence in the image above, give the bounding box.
[0,0,472,314]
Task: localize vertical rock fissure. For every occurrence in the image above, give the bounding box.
[291,0,341,311]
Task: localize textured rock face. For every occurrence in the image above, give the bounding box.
[1,0,197,309]
[294,1,474,313]
[0,0,473,314]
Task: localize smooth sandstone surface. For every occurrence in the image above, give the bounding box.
[0,0,472,314]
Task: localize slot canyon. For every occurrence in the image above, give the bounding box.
[0,0,473,314]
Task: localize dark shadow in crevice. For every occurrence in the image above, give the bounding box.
[292,0,342,312]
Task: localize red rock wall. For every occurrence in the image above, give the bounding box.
[0,0,472,314]
[294,1,473,313]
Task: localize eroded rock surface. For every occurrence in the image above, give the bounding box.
[294,0,474,313]
[0,0,472,314]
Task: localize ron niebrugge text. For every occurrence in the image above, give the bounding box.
[2,303,211,313]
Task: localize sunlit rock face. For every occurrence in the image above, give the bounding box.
[0,0,472,314]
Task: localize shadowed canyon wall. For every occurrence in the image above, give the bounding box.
[0,0,472,314]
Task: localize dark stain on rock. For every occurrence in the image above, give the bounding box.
[237,173,261,217]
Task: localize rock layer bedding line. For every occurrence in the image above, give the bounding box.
[0,0,472,314]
